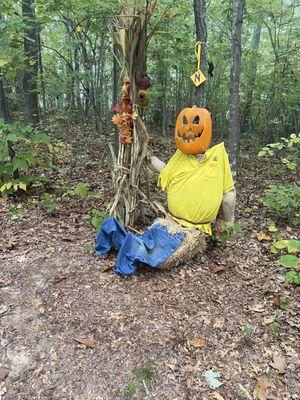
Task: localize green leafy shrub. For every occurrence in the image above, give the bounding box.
[212,221,243,243]
[279,254,300,285]
[219,221,243,243]
[258,133,300,171]
[90,209,108,230]
[40,193,58,214]
[259,134,299,225]
[0,119,52,195]
[270,239,300,285]
[66,183,90,197]
[263,184,300,226]
[9,204,24,219]
[124,381,137,397]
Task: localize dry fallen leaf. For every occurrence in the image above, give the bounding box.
[99,262,114,272]
[179,364,197,373]
[270,353,286,374]
[256,232,271,241]
[74,335,96,348]
[249,303,265,312]
[286,317,300,329]
[212,265,226,273]
[249,364,262,376]
[273,294,281,307]
[188,338,205,348]
[7,237,17,250]
[0,366,9,380]
[253,375,269,400]
[282,344,297,358]
[52,273,71,284]
[213,317,225,329]
[209,391,226,400]
[62,236,74,242]
[272,294,289,310]
[263,315,276,325]
[31,298,43,309]
[166,363,176,371]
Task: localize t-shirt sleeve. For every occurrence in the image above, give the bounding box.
[157,151,179,191]
[157,165,169,191]
[223,147,235,193]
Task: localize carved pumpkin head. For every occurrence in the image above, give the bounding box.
[174,107,212,154]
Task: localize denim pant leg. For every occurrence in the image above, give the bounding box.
[94,217,127,255]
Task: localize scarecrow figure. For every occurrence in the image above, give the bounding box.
[95,107,236,275]
[150,107,236,237]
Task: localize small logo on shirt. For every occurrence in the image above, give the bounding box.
[213,156,219,162]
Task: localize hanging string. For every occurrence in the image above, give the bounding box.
[195,41,202,71]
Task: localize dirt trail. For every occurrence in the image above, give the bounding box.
[0,138,299,400]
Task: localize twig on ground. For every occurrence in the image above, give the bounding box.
[0,304,16,318]
[142,379,150,396]
[127,225,142,235]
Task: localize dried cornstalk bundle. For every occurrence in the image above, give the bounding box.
[110,0,158,226]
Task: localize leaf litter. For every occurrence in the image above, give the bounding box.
[0,135,299,399]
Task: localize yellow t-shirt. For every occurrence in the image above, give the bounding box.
[158,142,234,235]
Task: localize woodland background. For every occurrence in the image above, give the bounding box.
[0,1,299,399]
[0,0,299,147]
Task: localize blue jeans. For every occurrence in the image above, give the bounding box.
[94,217,185,275]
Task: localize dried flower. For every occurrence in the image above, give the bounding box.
[113,104,121,112]
[112,114,123,126]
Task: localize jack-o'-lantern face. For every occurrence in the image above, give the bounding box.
[174,108,212,154]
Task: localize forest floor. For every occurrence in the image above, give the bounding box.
[0,128,299,400]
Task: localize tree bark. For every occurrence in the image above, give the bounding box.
[193,0,208,107]
[228,0,245,181]
[0,70,19,178]
[158,63,167,136]
[22,0,39,125]
[74,47,81,114]
[242,22,261,132]
[37,27,47,115]
[0,73,11,124]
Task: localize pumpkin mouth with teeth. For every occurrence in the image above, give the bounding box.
[174,107,212,154]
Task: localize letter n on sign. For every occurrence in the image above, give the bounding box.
[190,69,206,87]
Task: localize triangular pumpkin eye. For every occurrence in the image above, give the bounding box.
[182,116,188,125]
[193,116,200,124]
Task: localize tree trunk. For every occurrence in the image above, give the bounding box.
[0,73,11,123]
[66,48,75,112]
[74,47,82,115]
[228,0,245,181]
[193,0,208,107]
[37,27,47,116]
[0,70,19,178]
[242,22,261,132]
[22,0,39,125]
[158,65,167,136]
